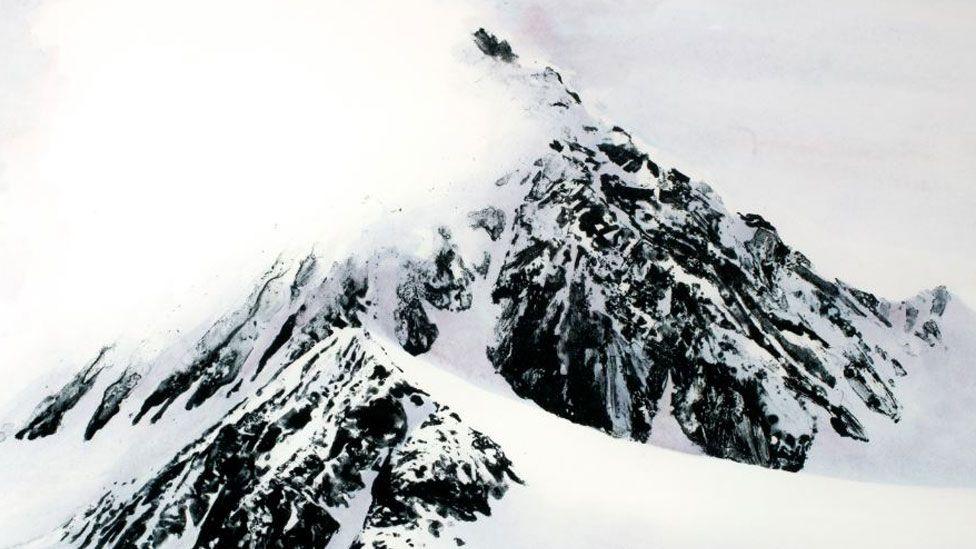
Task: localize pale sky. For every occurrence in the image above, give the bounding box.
[1,1,973,403]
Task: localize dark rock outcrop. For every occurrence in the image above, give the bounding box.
[85,368,141,440]
[16,347,111,440]
[486,120,939,470]
[473,28,517,63]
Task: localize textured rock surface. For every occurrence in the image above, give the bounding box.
[16,347,112,441]
[85,368,141,440]
[58,332,518,548]
[10,26,957,471]
[482,100,949,472]
[465,31,950,472]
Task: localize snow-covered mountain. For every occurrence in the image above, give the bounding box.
[1,28,974,548]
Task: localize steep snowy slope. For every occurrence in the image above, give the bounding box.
[383,339,976,549]
[49,331,518,548]
[1,27,974,548]
[804,293,976,486]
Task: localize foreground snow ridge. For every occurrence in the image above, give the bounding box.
[3,28,974,548]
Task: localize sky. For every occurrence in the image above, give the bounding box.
[0,0,973,403]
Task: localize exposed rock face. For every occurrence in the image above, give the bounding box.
[472,28,516,63]
[132,264,292,424]
[16,347,112,440]
[85,368,141,440]
[484,121,953,470]
[422,229,476,313]
[461,30,948,471]
[468,207,506,241]
[58,332,518,549]
[394,228,476,355]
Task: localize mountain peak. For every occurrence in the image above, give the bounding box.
[2,22,974,547]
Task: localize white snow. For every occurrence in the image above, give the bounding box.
[804,295,976,487]
[376,334,976,549]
